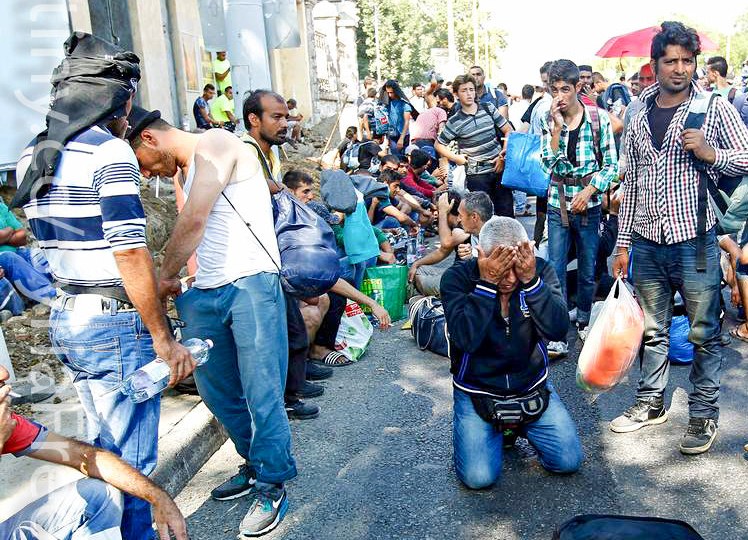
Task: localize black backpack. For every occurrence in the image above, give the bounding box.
[409,296,449,357]
[553,514,705,540]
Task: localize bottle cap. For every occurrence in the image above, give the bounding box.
[204,339,214,349]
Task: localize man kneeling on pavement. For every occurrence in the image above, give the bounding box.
[441,217,583,488]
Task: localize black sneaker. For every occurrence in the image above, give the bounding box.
[288,381,324,400]
[211,463,256,501]
[306,362,333,381]
[679,417,718,455]
[285,399,320,420]
[609,396,668,433]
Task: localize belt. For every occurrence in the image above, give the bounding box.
[550,173,595,227]
[55,294,136,314]
[61,284,131,304]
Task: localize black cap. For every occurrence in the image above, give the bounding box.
[126,106,161,142]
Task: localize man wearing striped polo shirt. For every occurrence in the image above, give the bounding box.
[14,33,193,539]
[435,74,514,217]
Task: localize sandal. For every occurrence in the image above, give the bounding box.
[729,326,748,343]
[310,351,353,367]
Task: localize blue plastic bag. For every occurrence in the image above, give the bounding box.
[501,132,550,197]
[668,315,694,364]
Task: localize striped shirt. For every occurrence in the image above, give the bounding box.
[618,82,748,249]
[540,103,618,210]
[437,102,507,175]
[15,126,146,287]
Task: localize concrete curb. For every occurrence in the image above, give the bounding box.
[152,401,228,498]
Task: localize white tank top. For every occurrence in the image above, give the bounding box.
[183,156,280,289]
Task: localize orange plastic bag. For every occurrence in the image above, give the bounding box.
[577,278,644,393]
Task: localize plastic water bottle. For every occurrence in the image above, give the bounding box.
[406,238,418,265]
[120,338,213,403]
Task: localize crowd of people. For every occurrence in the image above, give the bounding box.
[2,19,748,539]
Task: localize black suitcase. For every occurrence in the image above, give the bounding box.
[553,514,705,540]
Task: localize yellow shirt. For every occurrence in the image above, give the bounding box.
[210,94,233,123]
[212,58,232,93]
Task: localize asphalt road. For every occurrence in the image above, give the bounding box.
[175,311,748,540]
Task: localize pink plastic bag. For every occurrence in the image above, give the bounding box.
[577,278,644,393]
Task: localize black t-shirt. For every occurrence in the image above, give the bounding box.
[521,96,543,125]
[567,124,582,166]
[647,103,679,151]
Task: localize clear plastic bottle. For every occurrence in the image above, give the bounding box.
[120,338,213,403]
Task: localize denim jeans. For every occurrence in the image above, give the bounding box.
[453,383,583,489]
[0,248,55,305]
[547,204,601,325]
[0,277,24,315]
[632,230,723,419]
[0,478,123,539]
[375,216,401,230]
[175,273,297,484]
[49,306,159,539]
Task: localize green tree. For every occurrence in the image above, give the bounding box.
[357,0,506,84]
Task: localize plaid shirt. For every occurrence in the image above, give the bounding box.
[540,103,618,210]
[617,82,748,249]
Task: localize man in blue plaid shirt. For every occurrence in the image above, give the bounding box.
[540,59,619,353]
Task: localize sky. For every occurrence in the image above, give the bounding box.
[484,0,745,91]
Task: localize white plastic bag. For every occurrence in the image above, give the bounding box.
[451,164,466,192]
[577,278,644,393]
[334,301,374,361]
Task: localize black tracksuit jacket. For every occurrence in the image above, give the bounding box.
[440,257,569,397]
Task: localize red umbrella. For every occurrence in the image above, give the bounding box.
[596,26,718,58]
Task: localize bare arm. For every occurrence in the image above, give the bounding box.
[215,68,230,82]
[330,278,391,330]
[114,248,194,386]
[434,141,467,166]
[30,433,187,540]
[0,227,27,247]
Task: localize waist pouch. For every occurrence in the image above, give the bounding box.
[470,384,550,430]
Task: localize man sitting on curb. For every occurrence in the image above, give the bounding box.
[408,191,493,297]
[0,366,187,539]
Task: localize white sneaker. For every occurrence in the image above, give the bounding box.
[547,341,568,359]
[568,308,578,323]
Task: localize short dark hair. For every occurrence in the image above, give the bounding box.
[379,169,402,184]
[380,154,400,167]
[282,170,313,190]
[242,89,286,130]
[469,65,484,75]
[225,85,233,92]
[521,84,535,100]
[344,126,358,139]
[548,59,580,87]
[409,149,430,169]
[452,74,477,94]
[540,61,553,75]
[578,65,592,73]
[203,83,216,92]
[447,190,462,217]
[435,88,454,102]
[707,55,728,78]
[367,87,377,98]
[129,118,171,149]
[412,83,423,89]
[651,21,701,62]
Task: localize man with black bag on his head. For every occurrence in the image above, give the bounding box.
[13,33,194,539]
[440,217,583,489]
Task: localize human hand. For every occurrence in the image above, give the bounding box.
[457,243,473,260]
[456,155,468,167]
[514,240,536,283]
[550,97,564,131]
[682,128,716,164]
[492,152,506,173]
[153,339,197,387]
[0,384,16,449]
[612,248,629,279]
[570,186,594,214]
[434,167,447,181]
[437,192,452,214]
[371,303,392,330]
[152,489,189,540]
[407,263,418,283]
[157,277,182,302]
[380,252,396,265]
[397,138,405,151]
[477,246,516,284]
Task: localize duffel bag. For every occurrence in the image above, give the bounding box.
[408,296,449,357]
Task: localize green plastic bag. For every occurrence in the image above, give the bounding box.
[360,265,408,321]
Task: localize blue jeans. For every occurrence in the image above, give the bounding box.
[49,306,160,539]
[547,204,601,325]
[0,277,24,314]
[375,216,401,230]
[0,478,123,539]
[453,384,583,489]
[175,273,297,484]
[632,231,723,419]
[0,248,55,305]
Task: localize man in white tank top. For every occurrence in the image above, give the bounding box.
[128,92,295,537]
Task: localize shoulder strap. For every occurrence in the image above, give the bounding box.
[243,139,282,187]
[584,104,603,167]
[729,87,737,103]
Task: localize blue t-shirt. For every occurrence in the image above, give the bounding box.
[193,97,210,129]
[387,99,412,136]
